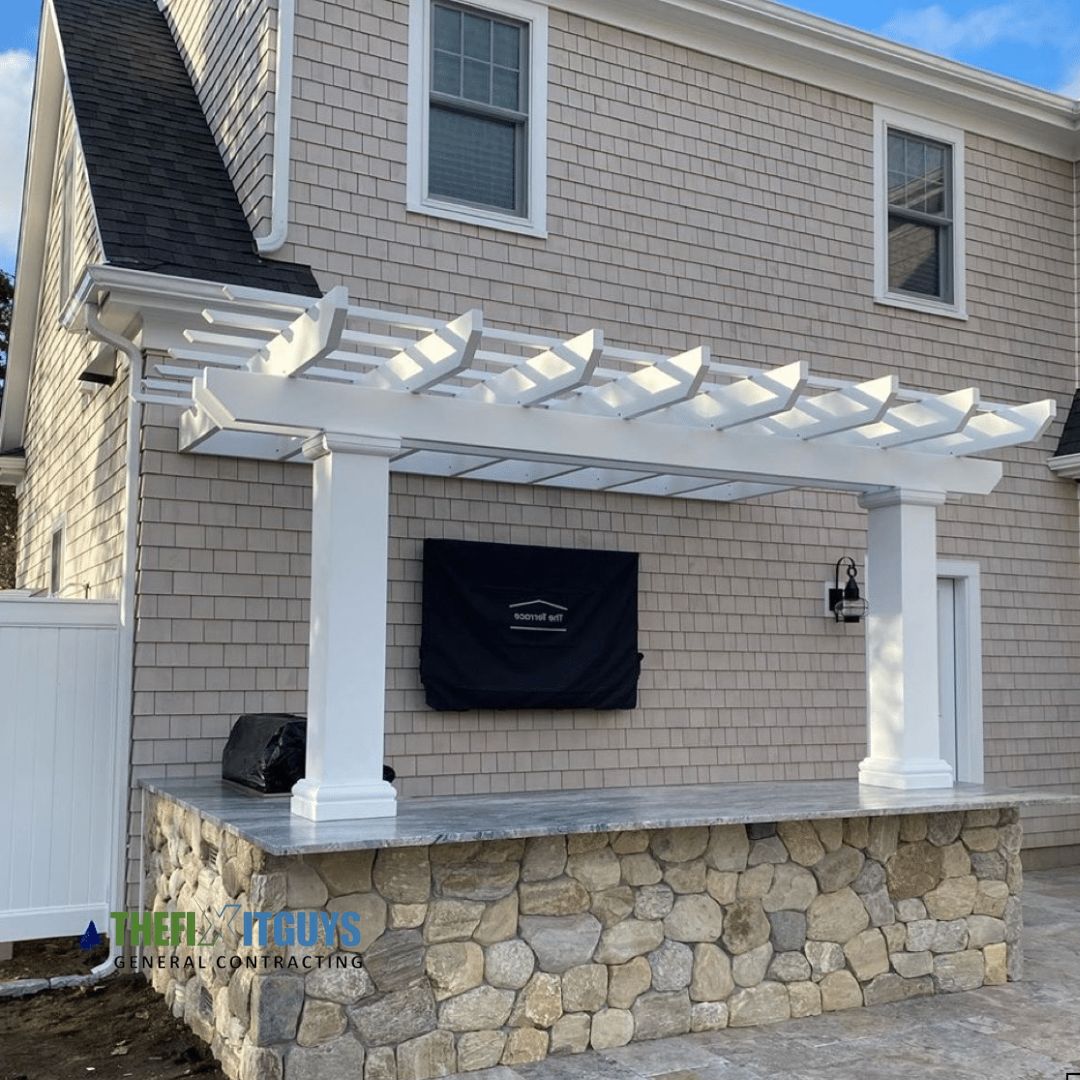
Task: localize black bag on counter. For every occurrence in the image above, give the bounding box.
[222,714,398,794]
[222,713,308,793]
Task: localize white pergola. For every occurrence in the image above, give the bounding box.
[147,287,1055,821]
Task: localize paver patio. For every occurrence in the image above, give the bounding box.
[459,868,1080,1080]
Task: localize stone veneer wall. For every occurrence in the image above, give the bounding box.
[144,797,1023,1080]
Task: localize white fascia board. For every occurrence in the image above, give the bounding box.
[185,367,1004,496]
[1,7,64,453]
[570,0,1079,160]
[1047,453,1080,480]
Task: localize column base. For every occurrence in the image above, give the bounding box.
[858,756,955,790]
[290,778,398,821]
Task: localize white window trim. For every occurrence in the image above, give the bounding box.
[938,560,983,783]
[49,516,66,597]
[407,0,548,238]
[873,105,967,321]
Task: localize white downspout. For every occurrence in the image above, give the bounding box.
[256,0,295,254]
[85,304,143,975]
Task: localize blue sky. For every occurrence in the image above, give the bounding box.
[0,0,1078,273]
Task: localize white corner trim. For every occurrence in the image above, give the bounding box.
[1048,452,1080,479]
[255,0,295,254]
[937,559,984,784]
[407,0,548,237]
[1,5,63,454]
[872,105,967,321]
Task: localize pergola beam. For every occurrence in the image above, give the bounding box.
[920,400,1056,455]
[468,329,603,406]
[562,346,708,419]
[757,375,897,439]
[666,360,807,430]
[250,287,350,378]
[361,310,483,392]
[182,368,1004,496]
[843,388,980,449]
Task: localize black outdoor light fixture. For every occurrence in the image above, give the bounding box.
[828,556,868,623]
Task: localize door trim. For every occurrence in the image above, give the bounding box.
[938,560,983,783]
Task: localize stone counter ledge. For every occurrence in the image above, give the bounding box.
[138,783,1077,1080]
[139,778,1076,856]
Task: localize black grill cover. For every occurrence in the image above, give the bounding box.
[222,714,397,793]
[222,714,308,794]
[420,539,640,710]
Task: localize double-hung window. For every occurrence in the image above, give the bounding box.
[408,0,547,235]
[873,107,966,319]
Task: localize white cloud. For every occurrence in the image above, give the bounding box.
[883,4,1019,54]
[1061,64,1080,98]
[881,2,1080,97]
[0,49,35,270]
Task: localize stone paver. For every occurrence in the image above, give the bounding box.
[452,869,1080,1080]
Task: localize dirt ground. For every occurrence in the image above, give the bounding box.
[0,936,110,982]
[0,974,225,1080]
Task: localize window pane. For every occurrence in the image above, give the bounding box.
[888,215,944,298]
[492,21,520,68]
[432,50,461,96]
[491,65,520,109]
[462,57,491,103]
[462,12,491,59]
[888,130,951,217]
[429,105,518,211]
[432,5,461,53]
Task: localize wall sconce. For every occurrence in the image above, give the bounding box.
[828,557,868,623]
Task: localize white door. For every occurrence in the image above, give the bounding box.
[937,577,959,777]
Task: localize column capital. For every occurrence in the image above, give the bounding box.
[858,487,947,511]
[302,431,402,462]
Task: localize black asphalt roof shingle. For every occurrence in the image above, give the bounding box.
[1055,390,1080,458]
[52,0,321,296]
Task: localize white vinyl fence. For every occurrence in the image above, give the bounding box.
[0,598,121,942]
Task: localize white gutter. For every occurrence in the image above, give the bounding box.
[256,0,295,254]
[0,456,26,487]
[84,303,143,973]
[1048,452,1080,480]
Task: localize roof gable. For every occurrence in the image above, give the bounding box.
[51,0,319,296]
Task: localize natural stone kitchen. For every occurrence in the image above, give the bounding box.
[139,778,1050,1080]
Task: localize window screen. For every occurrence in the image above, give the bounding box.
[428,2,528,215]
[886,130,953,303]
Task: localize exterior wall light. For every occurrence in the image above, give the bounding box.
[828,557,868,623]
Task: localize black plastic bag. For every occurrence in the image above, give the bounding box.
[222,713,308,793]
[222,714,397,794]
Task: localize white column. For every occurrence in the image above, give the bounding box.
[857,488,955,789]
[291,432,401,820]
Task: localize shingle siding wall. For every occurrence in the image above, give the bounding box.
[124,6,1079,859]
[16,101,128,597]
[159,0,276,237]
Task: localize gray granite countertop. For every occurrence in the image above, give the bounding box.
[139,777,1080,857]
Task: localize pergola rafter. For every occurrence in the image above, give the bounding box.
[139,285,1061,820]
